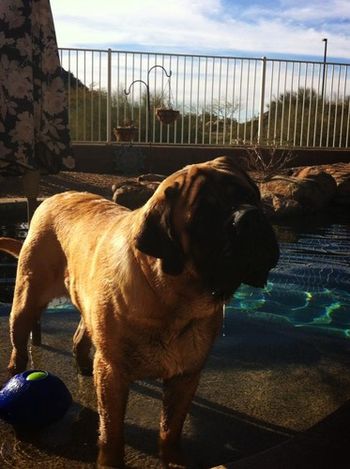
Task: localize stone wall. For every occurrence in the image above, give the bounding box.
[72,144,350,175]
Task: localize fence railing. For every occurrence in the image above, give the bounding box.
[58,47,350,148]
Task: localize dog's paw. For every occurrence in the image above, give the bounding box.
[160,445,186,469]
[73,353,93,376]
[162,464,186,469]
[76,361,93,376]
[161,461,187,469]
[7,352,28,376]
[97,452,125,469]
[97,464,125,469]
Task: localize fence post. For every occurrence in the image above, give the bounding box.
[106,48,112,143]
[258,56,267,145]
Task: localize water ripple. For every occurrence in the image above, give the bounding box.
[228,218,350,338]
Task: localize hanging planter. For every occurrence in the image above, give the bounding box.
[113,124,138,142]
[156,108,179,125]
[155,68,179,125]
[124,65,179,139]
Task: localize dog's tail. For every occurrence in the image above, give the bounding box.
[0,237,23,258]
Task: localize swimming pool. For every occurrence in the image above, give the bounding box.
[226,213,350,338]
[1,214,350,337]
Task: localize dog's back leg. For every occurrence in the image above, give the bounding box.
[7,239,67,375]
[73,318,93,376]
[8,292,47,374]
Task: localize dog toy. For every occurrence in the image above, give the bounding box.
[0,370,72,427]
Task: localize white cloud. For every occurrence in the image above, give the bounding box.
[50,0,350,60]
[244,0,350,23]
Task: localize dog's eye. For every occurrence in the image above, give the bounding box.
[205,194,217,206]
[192,198,218,225]
[225,184,258,206]
[225,185,234,195]
[225,184,239,199]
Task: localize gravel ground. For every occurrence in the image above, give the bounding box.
[0,171,139,200]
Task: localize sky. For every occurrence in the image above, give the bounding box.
[51,0,350,63]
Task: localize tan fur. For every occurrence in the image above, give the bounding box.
[1,157,277,468]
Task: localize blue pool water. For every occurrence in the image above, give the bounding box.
[1,215,350,337]
[227,215,350,338]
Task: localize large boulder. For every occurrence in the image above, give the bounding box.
[323,163,350,206]
[110,165,349,218]
[293,167,337,206]
[260,177,303,218]
[111,174,164,210]
[260,170,338,219]
[293,163,350,207]
[336,177,350,205]
[294,166,337,192]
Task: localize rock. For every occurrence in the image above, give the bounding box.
[317,162,350,184]
[260,172,337,219]
[336,177,350,206]
[293,168,338,206]
[138,173,166,183]
[260,177,303,218]
[262,191,303,218]
[294,166,337,193]
[293,163,350,207]
[111,179,160,210]
[260,163,350,218]
[323,164,350,206]
[110,164,348,217]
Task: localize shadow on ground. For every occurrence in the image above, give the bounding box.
[1,311,350,468]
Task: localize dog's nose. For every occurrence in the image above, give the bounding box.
[232,204,260,227]
[231,204,280,287]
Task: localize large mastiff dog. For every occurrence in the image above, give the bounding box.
[0,157,279,468]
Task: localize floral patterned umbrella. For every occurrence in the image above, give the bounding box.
[0,0,75,345]
[0,0,75,176]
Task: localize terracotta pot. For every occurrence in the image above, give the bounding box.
[156,108,179,125]
[113,126,138,142]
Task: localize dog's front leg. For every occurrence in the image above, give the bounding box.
[94,351,129,469]
[159,372,201,468]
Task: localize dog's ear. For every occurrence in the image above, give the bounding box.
[135,185,185,275]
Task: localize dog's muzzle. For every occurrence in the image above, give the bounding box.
[231,204,279,288]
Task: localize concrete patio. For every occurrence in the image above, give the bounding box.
[1,308,350,468]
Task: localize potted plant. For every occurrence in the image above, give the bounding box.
[155,107,179,125]
[113,121,138,142]
[155,75,179,125]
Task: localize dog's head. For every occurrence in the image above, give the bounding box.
[135,156,279,301]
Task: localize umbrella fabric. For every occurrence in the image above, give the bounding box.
[0,0,75,176]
